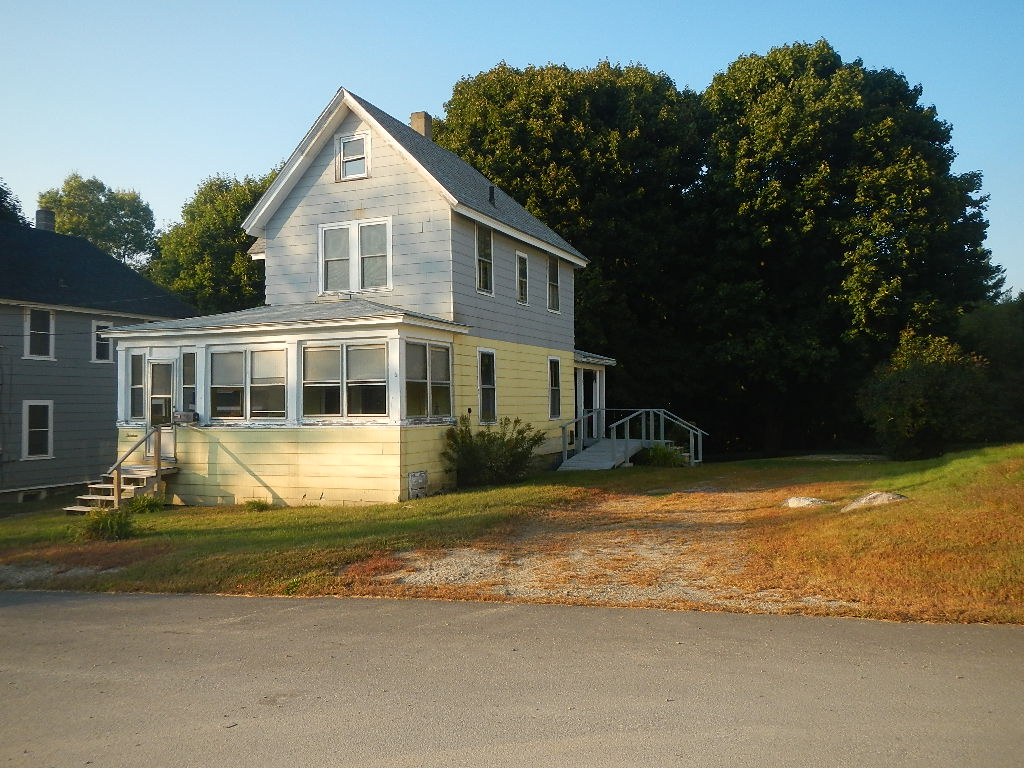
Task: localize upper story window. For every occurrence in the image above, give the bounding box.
[92,321,113,362]
[319,218,391,294]
[24,309,54,359]
[335,132,370,181]
[547,255,560,312]
[209,348,287,420]
[516,253,529,305]
[476,224,493,294]
[302,344,388,418]
[405,342,452,419]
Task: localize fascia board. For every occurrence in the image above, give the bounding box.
[105,314,469,339]
[0,298,177,322]
[452,204,589,267]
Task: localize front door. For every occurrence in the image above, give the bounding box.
[582,369,598,440]
[146,361,176,459]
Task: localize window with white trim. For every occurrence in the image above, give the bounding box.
[181,352,197,412]
[319,218,391,294]
[92,321,113,362]
[23,400,53,459]
[516,252,529,304]
[476,224,493,294]
[548,358,561,419]
[547,255,560,312]
[301,344,388,417]
[129,353,146,419]
[405,342,452,419]
[335,132,369,181]
[24,309,54,358]
[209,349,287,420]
[478,350,496,424]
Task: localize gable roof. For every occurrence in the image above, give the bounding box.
[242,88,587,266]
[0,222,194,319]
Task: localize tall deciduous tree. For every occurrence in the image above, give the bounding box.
[0,177,28,225]
[38,173,156,266]
[146,172,276,314]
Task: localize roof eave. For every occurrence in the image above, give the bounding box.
[105,313,470,338]
[452,204,588,267]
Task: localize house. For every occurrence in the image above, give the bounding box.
[0,215,194,502]
[106,88,615,506]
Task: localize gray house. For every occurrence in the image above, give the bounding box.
[0,217,193,501]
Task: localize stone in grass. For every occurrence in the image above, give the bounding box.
[782,497,830,508]
[841,491,908,512]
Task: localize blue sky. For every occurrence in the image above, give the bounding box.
[2,0,1020,292]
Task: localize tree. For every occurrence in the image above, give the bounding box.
[38,173,156,266]
[0,177,28,225]
[146,172,276,314]
[434,62,706,408]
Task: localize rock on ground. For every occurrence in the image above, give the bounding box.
[841,491,908,512]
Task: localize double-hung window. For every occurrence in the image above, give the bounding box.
[24,309,54,358]
[320,219,391,294]
[478,350,496,424]
[92,321,113,362]
[302,344,388,418]
[209,349,286,420]
[476,224,493,294]
[129,354,146,419]
[547,255,560,312]
[516,253,529,304]
[548,358,561,419]
[335,132,369,181]
[23,400,53,459]
[405,342,452,419]
[181,352,197,412]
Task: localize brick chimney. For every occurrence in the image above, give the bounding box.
[35,209,55,231]
[410,111,432,141]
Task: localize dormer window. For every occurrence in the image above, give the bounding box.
[319,218,392,294]
[335,132,369,181]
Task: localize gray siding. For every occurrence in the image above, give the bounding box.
[264,111,454,320]
[450,214,575,351]
[0,304,146,495]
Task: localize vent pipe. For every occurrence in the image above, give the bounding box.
[35,209,55,231]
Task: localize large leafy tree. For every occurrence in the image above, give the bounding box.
[0,177,28,225]
[146,172,276,313]
[38,173,157,266]
[434,62,706,408]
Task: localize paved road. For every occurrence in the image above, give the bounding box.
[1,592,1021,767]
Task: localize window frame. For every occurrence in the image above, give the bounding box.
[208,347,288,422]
[92,321,114,363]
[22,400,54,460]
[335,131,370,181]
[404,341,453,422]
[547,255,561,313]
[23,308,55,360]
[548,357,562,420]
[516,252,529,305]
[476,224,494,295]
[318,217,393,296]
[129,353,146,420]
[180,350,197,413]
[300,342,389,420]
[478,348,497,425]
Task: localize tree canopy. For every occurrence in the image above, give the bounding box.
[0,177,28,226]
[38,173,157,266]
[145,172,276,314]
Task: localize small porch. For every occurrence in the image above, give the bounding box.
[559,408,708,471]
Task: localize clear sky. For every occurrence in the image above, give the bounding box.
[2,0,1020,292]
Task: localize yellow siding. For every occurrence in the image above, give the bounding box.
[400,425,452,497]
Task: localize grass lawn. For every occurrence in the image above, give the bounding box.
[1,444,1021,623]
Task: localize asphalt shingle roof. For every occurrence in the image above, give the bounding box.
[0,222,194,318]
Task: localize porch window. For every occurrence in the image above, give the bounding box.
[250,350,286,418]
[181,352,196,412]
[210,351,245,418]
[479,350,496,424]
[210,349,287,420]
[92,321,113,362]
[549,358,561,419]
[129,354,145,419]
[336,132,369,181]
[320,218,391,294]
[516,253,529,304]
[23,400,53,459]
[347,346,387,415]
[405,342,452,419]
[301,344,388,417]
[302,347,342,416]
[25,309,54,358]
[476,224,493,294]
[547,255,560,312]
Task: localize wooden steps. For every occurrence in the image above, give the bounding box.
[64,465,177,515]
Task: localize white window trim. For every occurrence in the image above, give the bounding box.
[516,251,529,305]
[547,255,561,313]
[300,341,390,420]
[478,348,497,425]
[403,340,454,422]
[23,308,55,360]
[22,400,54,460]
[91,320,114,363]
[318,217,393,296]
[548,356,562,420]
[208,346,289,422]
[476,224,494,296]
[127,352,147,422]
[335,131,371,181]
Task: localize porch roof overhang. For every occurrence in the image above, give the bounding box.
[574,349,617,367]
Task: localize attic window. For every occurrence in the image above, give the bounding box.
[336,132,369,181]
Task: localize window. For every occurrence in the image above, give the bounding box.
[549,358,561,419]
[516,253,529,304]
[209,349,287,420]
[181,352,196,412]
[335,132,369,181]
[478,350,496,424]
[24,309,54,358]
[547,255,560,312]
[405,342,452,419]
[92,321,113,362]
[129,354,145,419]
[302,344,388,417]
[22,401,53,459]
[319,218,391,294]
[476,224,493,294]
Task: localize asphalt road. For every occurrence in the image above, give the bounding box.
[1,592,1021,767]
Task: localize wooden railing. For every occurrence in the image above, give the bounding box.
[561,408,708,467]
[106,426,164,507]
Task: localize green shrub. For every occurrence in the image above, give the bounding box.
[442,415,547,487]
[243,499,273,512]
[78,507,137,541]
[633,443,686,467]
[119,495,163,514]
